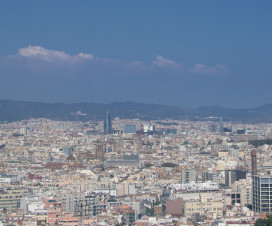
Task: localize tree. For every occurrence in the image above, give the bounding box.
[255,214,272,226]
[154,200,161,206]
[161,163,178,168]
[146,207,154,216]
[144,163,153,168]
[249,139,272,148]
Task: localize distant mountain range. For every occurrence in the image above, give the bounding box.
[0,99,272,122]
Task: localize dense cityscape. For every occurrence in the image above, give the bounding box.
[0,112,271,225]
[1,1,272,225]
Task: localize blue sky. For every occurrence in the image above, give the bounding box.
[0,1,271,108]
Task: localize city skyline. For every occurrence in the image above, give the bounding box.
[0,2,272,222]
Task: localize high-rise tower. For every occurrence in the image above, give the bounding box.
[219,117,224,133]
[104,112,112,134]
[252,174,272,213]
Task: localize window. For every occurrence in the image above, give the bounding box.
[261,178,269,183]
[261,196,269,199]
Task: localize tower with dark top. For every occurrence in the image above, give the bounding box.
[251,150,257,175]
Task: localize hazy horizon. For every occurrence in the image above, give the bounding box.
[1,98,271,110]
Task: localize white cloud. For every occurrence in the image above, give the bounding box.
[18,46,95,63]
[188,64,227,75]
[152,55,180,68]
[78,52,94,59]
[16,46,226,76]
[18,46,70,61]
[125,61,145,69]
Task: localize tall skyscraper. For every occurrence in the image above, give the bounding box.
[104,112,112,134]
[219,117,224,133]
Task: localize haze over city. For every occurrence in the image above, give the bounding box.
[2,2,272,226]
[0,1,271,108]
